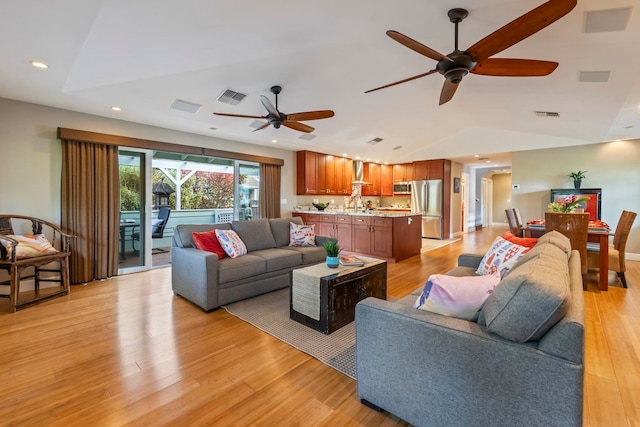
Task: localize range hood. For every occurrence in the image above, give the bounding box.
[352,160,372,185]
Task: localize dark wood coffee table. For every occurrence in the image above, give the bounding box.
[290,258,387,334]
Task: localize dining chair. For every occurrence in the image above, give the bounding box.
[545,212,589,289]
[587,210,637,288]
[513,208,524,231]
[132,207,171,254]
[505,209,523,237]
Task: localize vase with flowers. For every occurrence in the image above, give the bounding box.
[548,195,590,213]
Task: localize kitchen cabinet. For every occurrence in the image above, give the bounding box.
[336,156,353,195]
[393,163,413,182]
[413,159,445,180]
[351,216,392,258]
[362,163,381,197]
[380,164,393,196]
[296,151,319,195]
[296,213,352,251]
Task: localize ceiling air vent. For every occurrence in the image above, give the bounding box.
[579,71,611,83]
[367,137,383,145]
[170,99,202,114]
[584,7,632,33]
[298,133,316,141]
[217,89,247,105]
[535,111,560,118]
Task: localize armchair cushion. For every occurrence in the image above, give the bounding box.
[1,234,58,259]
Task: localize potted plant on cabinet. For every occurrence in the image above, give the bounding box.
[568,170,587,189]
[322,239,341,268]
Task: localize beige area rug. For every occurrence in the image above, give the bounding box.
[222,288,356,379]
[421,237,461,253]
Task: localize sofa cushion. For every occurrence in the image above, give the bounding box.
[217,254,267,285]
[232,219,277,252]
[269,216,304,247]
[510,241,568,271]
[445,266,478,277]
[289,222,316,246]
[173,223,232,248]
[251,248,302,272]
[414,274,500,321]
[480,246,571,342]
[475,237,530,278]
[215,229,248,258]
[192,230,227,259]
[280,246,326,265]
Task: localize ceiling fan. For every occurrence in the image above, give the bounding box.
[214,85,335,133]
[365,0,577,105]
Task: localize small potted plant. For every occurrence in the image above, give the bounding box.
[568,170,587,189]
[322,239,341,268]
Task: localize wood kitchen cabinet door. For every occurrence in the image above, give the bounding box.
[324,155,337,194]
[381,164,393,196]
[370,217,393,258]
[335,215,352,251]
[413,161,428,180]
[351,216,371,254]
[427,159,444,180]
[362,163,381,196]
[296,151,319,195]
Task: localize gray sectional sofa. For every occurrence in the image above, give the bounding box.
[171,217,328,311]
[355,231,585,427]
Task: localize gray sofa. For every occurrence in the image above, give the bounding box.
[171,217,328,311]
[355,231,585,427]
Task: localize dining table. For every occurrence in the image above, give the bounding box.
[523,221,612,291]
[119,220,139,260]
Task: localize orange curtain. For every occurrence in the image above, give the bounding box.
[61,140,120,283]
[259,163,281,218]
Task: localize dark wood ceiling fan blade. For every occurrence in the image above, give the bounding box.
[213,112,264,119]
[471,58,558,76]
[260,95,280,117]
[283,120,314,133]
[439,80,459,105]
[386,30,453,62]
[251,122,271,132]
[466,0,577,61]
[286,110,335,121]
[365,70,438,93]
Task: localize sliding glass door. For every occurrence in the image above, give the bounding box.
[118,149,152,273]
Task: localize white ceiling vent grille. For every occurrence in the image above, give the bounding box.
[367,137,383,145]
[299,133,316,141]
[170,99,202,114]
[535,111,560,118]
[217,89,247,105]
[584,7,632,33]
[579,71,611,83]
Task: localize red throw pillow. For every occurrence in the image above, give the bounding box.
[502,231,538,249]
[192,230,228,259]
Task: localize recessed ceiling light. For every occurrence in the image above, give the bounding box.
[342,153,348,157]
[355,156,360,159]
[474,154,480,158]
[271,139,277,143]
[111,106,122,112]
[486,160,491,163]
[30,61,48,69]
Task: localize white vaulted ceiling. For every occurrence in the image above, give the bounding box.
[1,0,639,167]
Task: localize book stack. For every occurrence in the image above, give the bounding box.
[339,255,365,267]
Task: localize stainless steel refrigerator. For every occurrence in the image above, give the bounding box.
[411,180,443,239]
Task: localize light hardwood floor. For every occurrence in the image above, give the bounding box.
[1,226,638,426]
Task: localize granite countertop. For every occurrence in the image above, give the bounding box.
[293,209,419,218]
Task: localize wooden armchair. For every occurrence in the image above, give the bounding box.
[0,215,73,312]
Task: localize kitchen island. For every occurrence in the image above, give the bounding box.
[292,210,422,262]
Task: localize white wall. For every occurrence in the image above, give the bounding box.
[512,140,640,255]
[491,173,512,225]
[0,97,298,223]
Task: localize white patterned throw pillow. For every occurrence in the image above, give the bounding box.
[214,229,247,258]
[1,234,59,259]
[289,222,316,246]
[476,236,530,278]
